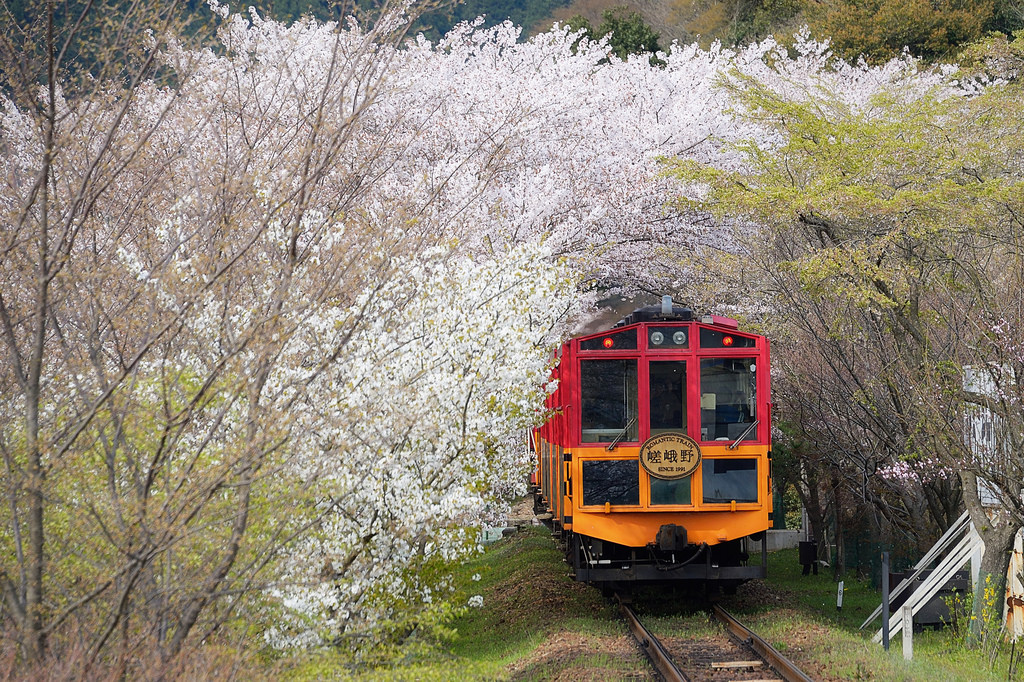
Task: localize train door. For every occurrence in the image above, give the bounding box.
[646,358,693,506]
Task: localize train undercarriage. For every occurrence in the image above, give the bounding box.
[568,533,766,585]
[536,497,767,593]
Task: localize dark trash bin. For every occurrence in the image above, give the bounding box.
[799,540,818,575]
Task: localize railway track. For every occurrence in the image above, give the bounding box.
[617,596,814,682]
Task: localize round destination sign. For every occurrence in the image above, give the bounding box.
[638,432,702,480]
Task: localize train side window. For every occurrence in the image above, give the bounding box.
[650,476,691,505]
[581,359,639,443]
[581,460,640,506]
[699,358,757,441]
[702,458,758,503]
[649,361,686,436]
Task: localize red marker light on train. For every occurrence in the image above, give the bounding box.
[722,335,734,346]
[602,337,614,348]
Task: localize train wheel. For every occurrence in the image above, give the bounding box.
[566,532,581,576]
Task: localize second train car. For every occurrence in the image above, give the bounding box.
[532,297,772,590]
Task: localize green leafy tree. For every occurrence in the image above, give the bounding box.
[668,45,1024,635]
[809,0,995,63]
[682,0,804,47]
[568,6,665,64]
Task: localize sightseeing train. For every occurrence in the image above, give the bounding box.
[531,298,773,590]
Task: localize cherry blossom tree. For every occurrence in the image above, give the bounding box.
[0,0,474,670]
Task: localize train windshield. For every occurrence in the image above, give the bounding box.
[648,361,686,436]
[699,358,757,442]
[581,460,640,506]
[703,459,758,503]
[650,477,692,505]
[581,359,639,443]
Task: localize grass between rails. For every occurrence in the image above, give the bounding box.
[285,527,1021,680]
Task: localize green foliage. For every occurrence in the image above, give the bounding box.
[1,0,215,95]
[569,6,665,64]
[989,0,1024,35]
[705,0,804,45]
[957,29,1024,80]
[678,0,1021,60]
[416,0,573,42]
[246,0,350,22]
[597,6,664,60]
[565,13,596,37]
[667,71,1024,319]
[809,0,996,63]
[940,574,1007,668]
[669,48,1024,661]
[281,525,627,679]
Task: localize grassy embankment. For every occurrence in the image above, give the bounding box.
[289,525,1021,680]
[651,546,1019,681]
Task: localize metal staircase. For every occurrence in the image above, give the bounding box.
[859,511,982,642]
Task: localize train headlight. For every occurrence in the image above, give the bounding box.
[650,331,665,346]
[672,331,687,345]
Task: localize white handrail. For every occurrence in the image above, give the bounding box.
[873,525,982,643]
[860,510,971,630]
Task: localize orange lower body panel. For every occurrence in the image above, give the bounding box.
[571,509,768,548]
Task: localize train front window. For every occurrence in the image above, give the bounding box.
[702,458,758,503]
[650,477,691,505]
[581,460,640,506]
[581,359,639,443]
[649,361,686,436]
[700,358,757,442]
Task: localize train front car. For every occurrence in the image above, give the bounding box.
[533,302,772,591]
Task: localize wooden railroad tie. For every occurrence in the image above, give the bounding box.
[711,660,763,669]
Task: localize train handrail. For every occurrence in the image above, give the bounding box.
[606,417,637,451]
[728,419,760,450]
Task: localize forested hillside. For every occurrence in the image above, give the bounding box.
[10,0,1016,60]
[189,0,1023,59]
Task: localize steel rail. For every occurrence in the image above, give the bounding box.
[617,596,689,682]
[712,604,814,682]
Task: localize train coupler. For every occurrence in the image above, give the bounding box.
[655,523,688,551]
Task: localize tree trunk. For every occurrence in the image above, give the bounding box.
[795,461,827,559]
[961,470,1017,642]
[832,476,845,579]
